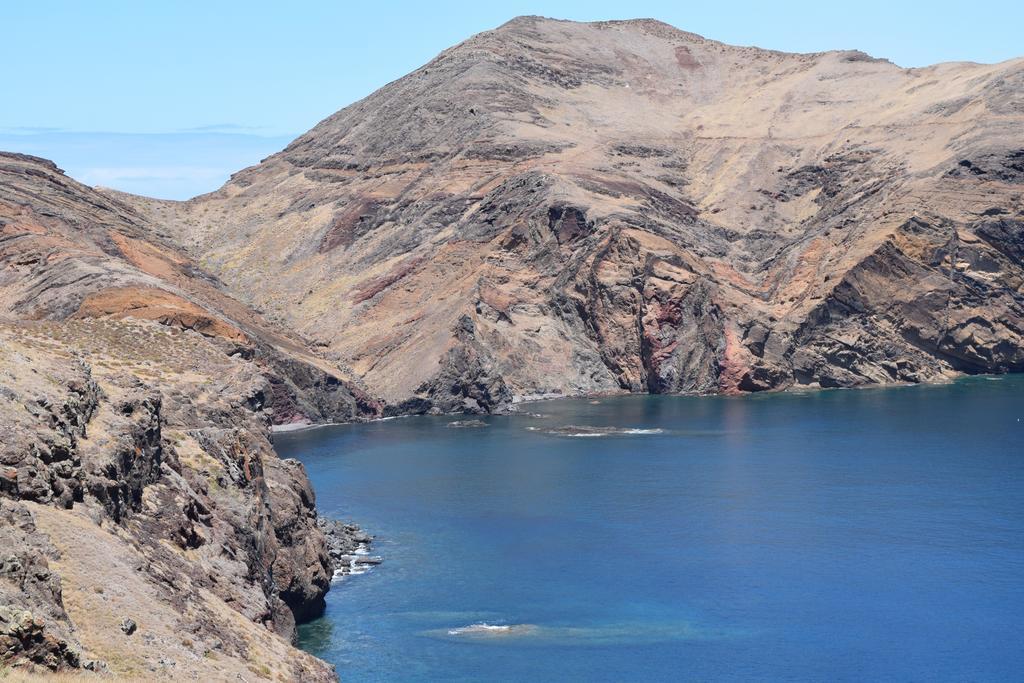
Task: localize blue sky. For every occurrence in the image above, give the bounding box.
[3,0,1022,199]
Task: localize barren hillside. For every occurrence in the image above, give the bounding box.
[128,17,1024,413]
[0,152,375,678]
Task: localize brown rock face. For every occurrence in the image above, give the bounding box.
[2,12,1023,677]
[126,17,1023,412]
[0,152,380,426]
[0,501,84,671]
[0,154,349,678]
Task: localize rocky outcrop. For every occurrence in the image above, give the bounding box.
[0,154,355,678]
[3,14,1023,675]
[121,17,1023,410]
[255,341,381,426]
[0,500,90,671]
[0,319,340,679]
[318,518,380,580]
[0,152,378,427]
[0,354,97,508]
[391,315,514,415]
[264,457,332,625]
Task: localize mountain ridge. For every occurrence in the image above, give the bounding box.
[2,15,1023,678]
[0,150,376,678]
[117,15,1022,413]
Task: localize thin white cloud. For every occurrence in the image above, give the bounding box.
[0,126,67,134]
[183,123,269,133]
[79,166,227,185]
[0,130,293,199]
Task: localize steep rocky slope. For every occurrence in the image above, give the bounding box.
[4,15,1023,672]
[131,16,1024,413]
[0,153,380,427]
[0,152,373,678]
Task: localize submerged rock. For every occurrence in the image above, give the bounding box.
[436,623,541,639]
[447,419,489,428]
[541,425,666,437]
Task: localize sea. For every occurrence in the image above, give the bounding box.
[276,376,1024,682]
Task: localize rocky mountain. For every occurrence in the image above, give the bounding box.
[0,152,378,678]
[3,13,1024,679]
[127,16,1024,414]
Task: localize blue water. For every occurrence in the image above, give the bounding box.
[278,377,1024,682]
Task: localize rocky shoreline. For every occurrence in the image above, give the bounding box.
[4,11,1024,681]
[126,16,1024,416]
[318,518,382,581]
[0,153,373,679]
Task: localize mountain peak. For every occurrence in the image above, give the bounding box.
[484,14,711,49]
[135,19,1024,409]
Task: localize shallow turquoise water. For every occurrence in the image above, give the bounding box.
[279,377,1024,681]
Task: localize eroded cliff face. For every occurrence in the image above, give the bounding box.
[129,17,1024,412]
[0,153,380,428]
[0,321,335,679]
[3,13,1023,676]
[0,153,359,679]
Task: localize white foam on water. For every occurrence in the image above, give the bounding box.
[447,623,513,636]
[426,619,721,645]
[331,541,376,582]
[542,426,666,437]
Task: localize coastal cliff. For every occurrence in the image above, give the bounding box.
[0,152,373,678]
[125,17,1024,413]
[3,13,1024,679]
